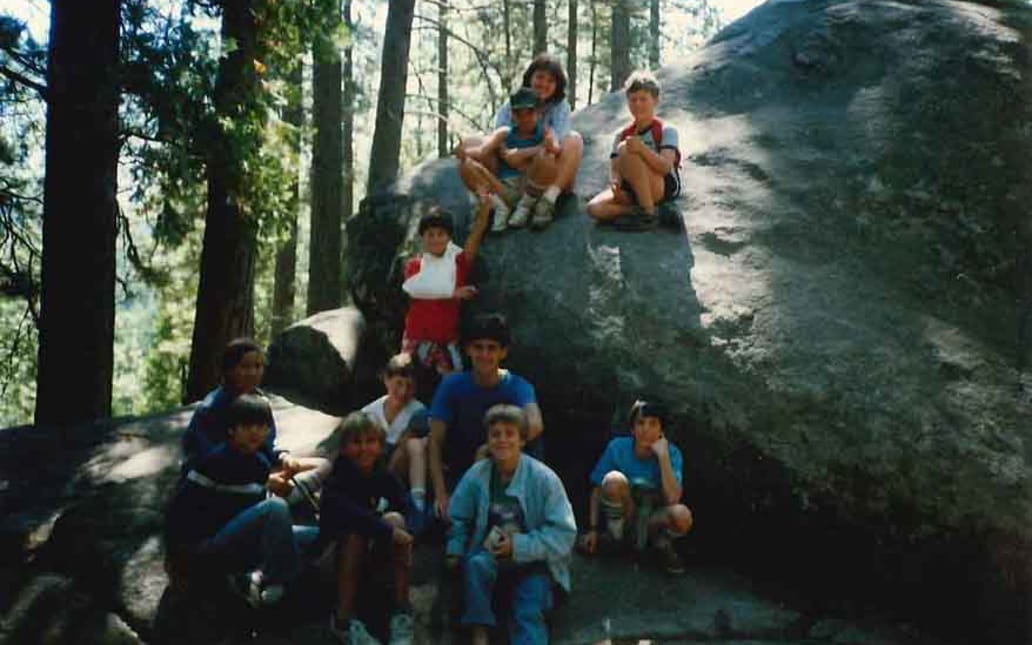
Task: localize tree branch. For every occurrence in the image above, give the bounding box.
[0,64,46,98]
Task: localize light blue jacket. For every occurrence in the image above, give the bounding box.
[447,454,577,591]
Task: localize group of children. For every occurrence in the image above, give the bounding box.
[457,54,683,234]
[163,52,692,645]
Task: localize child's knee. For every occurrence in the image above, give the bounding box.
[600,471,630,499]
[563,130,584,153]
[382,511,406,530]
[667,504,693,534]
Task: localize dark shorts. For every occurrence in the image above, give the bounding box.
[621,172,681,205]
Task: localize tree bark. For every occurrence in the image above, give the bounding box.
[437,0,448,158]
[568,0,578,109]
[367,0,416,195]
[610,0,631,91]
[341,0,355,303]
[185,0,261,402]
[588,0,598,105]
[502,0,512,92]
[534,0,547,55]
[36,0,121,425]
[649,0,660,69]
[271,61,302,335]
[308,14,344,315]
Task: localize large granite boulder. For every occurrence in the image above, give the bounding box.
[348,1,1032,642]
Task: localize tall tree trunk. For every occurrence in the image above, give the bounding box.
[502,0,512,93]
[185,0,261,402]
[567,0,578,109]
[649,0,660,69]
[271,61,303,335]
[36,0,120,425]
[437,0,448,158]
[341,0,354,303]
[610,0,631,91]
[533,0,547,55]
[588,0,598,105]
[367,0,416,194]
[308,15,343,315]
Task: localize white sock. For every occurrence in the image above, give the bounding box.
[410,488,426,512]
[491,194,510,217]
[543,185,561,203]
[467,190,479,206]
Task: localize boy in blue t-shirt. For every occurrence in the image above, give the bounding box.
[580,399,694,574]
[429,313,544,519]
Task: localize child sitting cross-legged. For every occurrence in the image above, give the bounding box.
[321,412,415,645]
[579,399,694,574]
[165,394,314,607]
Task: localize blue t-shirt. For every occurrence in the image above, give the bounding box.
[430,370,537,481]
[499,121,545,179]
[589,436,683,490]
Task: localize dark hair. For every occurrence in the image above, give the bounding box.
[418,208,455,236]
[521,54,567,105]
[221,338,263,374]
[623,70,661,99]
[383,352,416,380]
[225,393,274,431]
[628,398,668,428]
[462,312,511,347]
[335,411,386,446]
[483,403,529,440]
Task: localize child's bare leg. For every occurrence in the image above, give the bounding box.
[335,534,367,619]
[458,134,501,174]
[527,150,559,191]
[586,188,634,221]
[552,131,584,192]
[600,471,635,539]
[382,512,412,608]
[648,504,694,540]
[617,148,665,215]
[405,437,428,503]
[459,158,504,195]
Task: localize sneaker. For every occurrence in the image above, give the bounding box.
[508,194,536,228]
[329,614,382,645]
[655,539,685,575]
[388,610,414,645]
[227,570,263,608]
[490,206,509,232]
[612,207,657,232]
[530,197,556,230]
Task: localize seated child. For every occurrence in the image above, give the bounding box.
[579,399,694,574]
[360,353,430,516]
[457,87,562,231]
[402,205,489,376]
[166,394,313,606]
[447,405,576,645]
[320,412,415,644]
[586,71,683,231]
[182,337,329,499]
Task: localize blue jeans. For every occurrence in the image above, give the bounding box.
[198,497,314,584]
[462,550,553,644]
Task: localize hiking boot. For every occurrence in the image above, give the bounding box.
[612,207,657,232]
[655,539,685,575]
[530,197,556,230]
[388,610,414,645]
[508,194,536,228]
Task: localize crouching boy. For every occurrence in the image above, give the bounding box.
[165,394,310,606]
[580,399,694,574]
[321,412,415,645]
[447,405,576,645]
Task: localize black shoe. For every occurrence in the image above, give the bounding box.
[612,208,658,232]
[655,539,685,575]
[656,201,683,229]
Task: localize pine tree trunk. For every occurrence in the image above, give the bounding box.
[271,61,302,335]
[611,0,631,91]
[185,0,261,402]
[367,0,416,195]
[35,0,120,425]
[308,18,343,315]
[437,0,449,158]
[649,0,660,69]
[534,0,547,55]
[341,0,355,303]
[568,0,578,109]
[588,0,598,105]
[502,0,513,93]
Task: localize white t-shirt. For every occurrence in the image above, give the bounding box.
[361,395,427,446]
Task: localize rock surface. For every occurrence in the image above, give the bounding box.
[347,1,1032,642]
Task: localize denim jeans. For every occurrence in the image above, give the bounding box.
[198,497,312,584]
[462,549,553,644]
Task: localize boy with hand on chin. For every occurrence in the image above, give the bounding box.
[580,400,694,574]
[402,202,490,376]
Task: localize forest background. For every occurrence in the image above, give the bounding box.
[0,0,753,427]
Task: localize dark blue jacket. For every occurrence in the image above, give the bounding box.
[182,386,284,474]
[319,455,406,543]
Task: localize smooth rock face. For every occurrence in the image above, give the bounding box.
[351,1,1032,642]
[265,307,366,411]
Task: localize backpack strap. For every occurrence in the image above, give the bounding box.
[620,118,682,168]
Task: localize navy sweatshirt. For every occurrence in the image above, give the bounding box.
[181,386,284,474]
[166,443,272,551]
[319,455,406,542]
